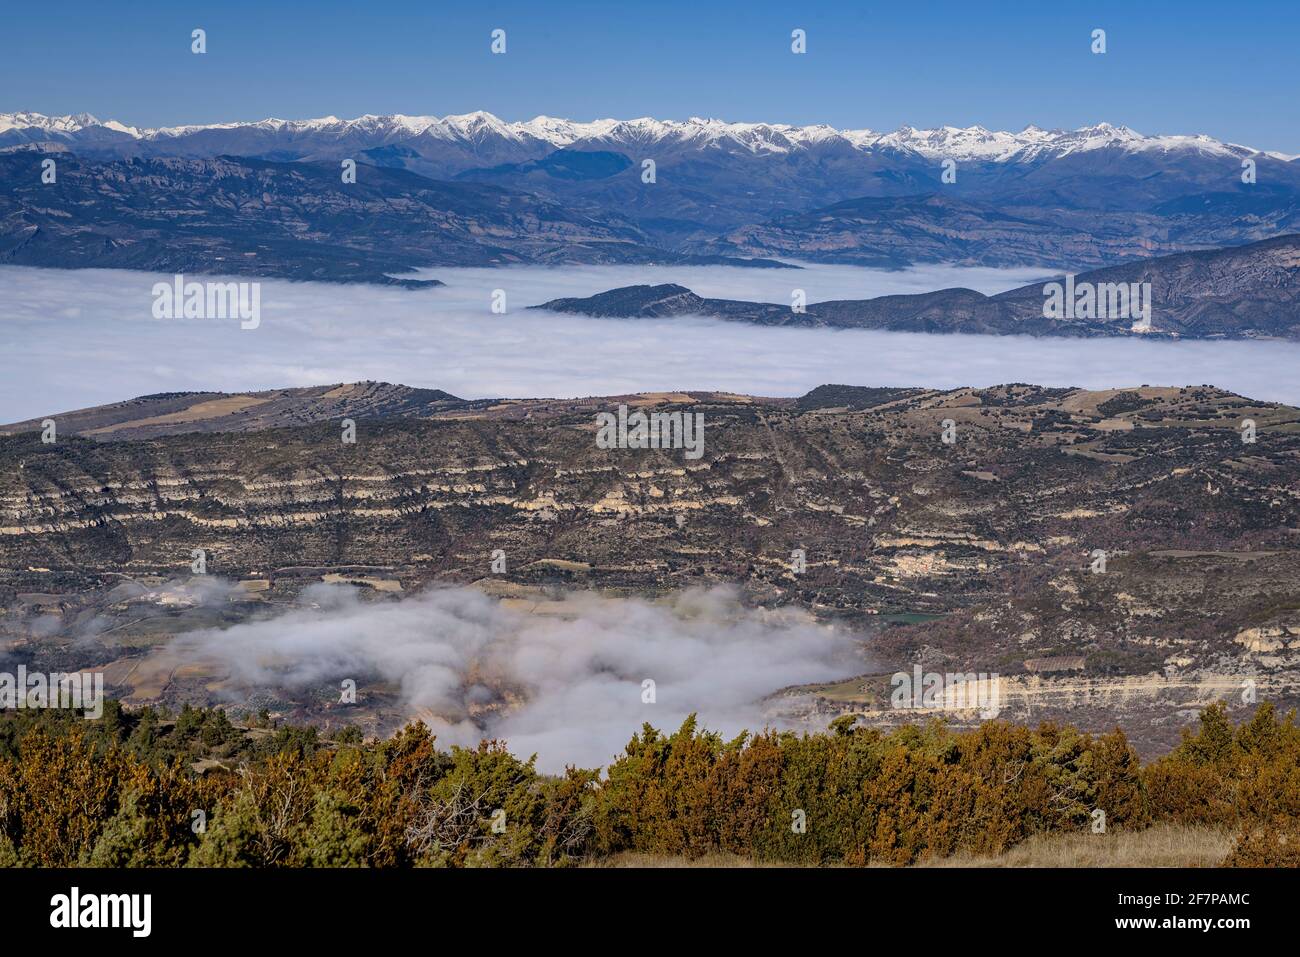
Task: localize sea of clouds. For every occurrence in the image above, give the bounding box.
[173,583,863,772]
[4,261,1300,422]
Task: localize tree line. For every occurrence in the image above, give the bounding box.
[0,701,1295,867]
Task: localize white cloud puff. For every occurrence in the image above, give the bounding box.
[175,583,862,772]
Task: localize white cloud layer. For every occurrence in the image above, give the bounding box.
[174,583,862,772]
[3,262,1300,422]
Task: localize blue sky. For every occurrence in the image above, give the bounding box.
[2,0,1297,151]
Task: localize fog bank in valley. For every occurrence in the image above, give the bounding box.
[5,262,1300,422]
[174,583,863,772]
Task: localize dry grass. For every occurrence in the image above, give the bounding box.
[920,824,1234,868]
[586,825,1236,868]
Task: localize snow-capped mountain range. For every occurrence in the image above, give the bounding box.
[2,109,1295,163]
[6,108,1300,282]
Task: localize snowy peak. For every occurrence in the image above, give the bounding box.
[0,110,100,134]
[0,110,1286,161]
[869,124,1056,161]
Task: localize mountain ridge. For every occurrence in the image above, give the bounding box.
[7,108,1300,275]
[0,153,785,281]
[534,234,1300,340]
[2,378,1288,441]
[5,110,1297,161]
[4,379,1298,746]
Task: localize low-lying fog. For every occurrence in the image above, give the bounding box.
[173,583,863,772]
[5,262,1300,422]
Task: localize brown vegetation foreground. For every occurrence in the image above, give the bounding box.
[0,701,1296,867]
